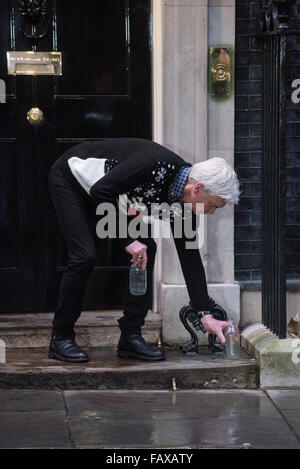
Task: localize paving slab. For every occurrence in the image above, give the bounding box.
[266,390,300,439]
[266,390,300,410]
[279,410,300,439]
[0,412,71,449]
[0,347,258,390]
[0,389,65,413]
[0,390,70,449]
[0,389,299,449]
[63,390,300,449]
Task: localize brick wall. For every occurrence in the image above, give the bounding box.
[235,0,300,289]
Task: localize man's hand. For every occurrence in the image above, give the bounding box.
[199,314,229,344]
[125,240,148,270]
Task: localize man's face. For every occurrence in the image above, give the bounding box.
[189,182,227,215]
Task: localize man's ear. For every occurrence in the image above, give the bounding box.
[194,182,204,193]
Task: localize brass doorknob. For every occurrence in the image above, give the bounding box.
[27,107,44,125]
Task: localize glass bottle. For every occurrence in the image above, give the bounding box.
[129,265,147,296]
[223,319,241,360]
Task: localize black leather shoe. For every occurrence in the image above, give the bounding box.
[117,334,165,361]
[48,338,89,363]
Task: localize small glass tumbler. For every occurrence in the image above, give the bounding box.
[129,265,147,296]
[223,319,241,360]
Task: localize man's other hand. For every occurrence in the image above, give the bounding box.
[199,314,229,344]
[125,240,148,270]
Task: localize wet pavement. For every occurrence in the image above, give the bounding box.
[0,389,299,448]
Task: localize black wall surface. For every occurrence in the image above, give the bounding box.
[235,0,300,289]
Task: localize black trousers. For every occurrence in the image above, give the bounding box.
[48,162,157,340]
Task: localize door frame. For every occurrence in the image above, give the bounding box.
[151,0,163,313]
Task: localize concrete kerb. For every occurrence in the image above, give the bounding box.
[241,323,300,389]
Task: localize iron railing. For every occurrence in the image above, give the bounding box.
[256,0,298,338]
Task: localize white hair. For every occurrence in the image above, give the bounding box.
[189,157,240,205]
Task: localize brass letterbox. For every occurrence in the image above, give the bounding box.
[7,51,62,76]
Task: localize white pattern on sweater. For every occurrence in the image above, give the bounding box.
[67,157,106,194]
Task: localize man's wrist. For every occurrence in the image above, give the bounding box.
[198,311,214,323]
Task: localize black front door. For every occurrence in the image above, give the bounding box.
[0,0,152,312]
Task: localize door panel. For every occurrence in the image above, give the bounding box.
[0,0,152,312]
[56,0,129,96]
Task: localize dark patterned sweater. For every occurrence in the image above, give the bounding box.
[52,138,215,311]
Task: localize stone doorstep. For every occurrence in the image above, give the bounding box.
[241,323,300,389]
[0,347,259,390]
[0,311,162,349]
[0,313,259,390]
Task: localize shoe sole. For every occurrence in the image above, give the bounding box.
[117,350,165,361]
[48,351,89,363]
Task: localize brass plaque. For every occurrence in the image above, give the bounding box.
[7,51,62,76]
[208,46,233,101]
